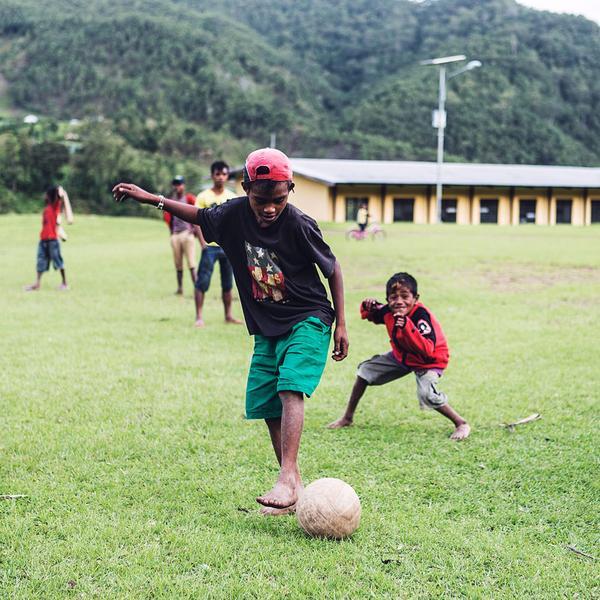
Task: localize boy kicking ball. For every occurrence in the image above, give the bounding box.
[113,148,349,514]
[328,272,470,440]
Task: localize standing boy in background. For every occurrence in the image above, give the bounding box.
[356,200,369,233]
[165,175,197,295]
[328,272,470,440]
[195,161,241,327]
[25,185,72,291]
[113,148,349,513]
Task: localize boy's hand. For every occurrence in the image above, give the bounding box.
[112,183,156,204]
[332,324,349,361]
[361,298,380,312]
[393,312,406,328]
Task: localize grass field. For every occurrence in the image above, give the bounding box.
[1,214,599,598]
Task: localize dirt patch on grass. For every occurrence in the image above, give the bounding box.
[480,264,600,292]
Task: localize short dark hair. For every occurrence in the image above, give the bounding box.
[386,272,418,298]
[243,177,295,194]
[211,160,229,175]
[45,185,59,203]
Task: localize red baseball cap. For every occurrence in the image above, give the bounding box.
[244,148,293,182]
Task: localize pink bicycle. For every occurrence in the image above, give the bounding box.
[345,223,386,241]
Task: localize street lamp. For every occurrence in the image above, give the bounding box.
[421,56,482,223]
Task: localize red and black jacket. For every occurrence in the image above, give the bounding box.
[360,300,449,370]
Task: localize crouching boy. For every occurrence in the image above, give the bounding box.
[328,272,470,440]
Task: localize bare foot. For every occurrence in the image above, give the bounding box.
[58,283,69,291]
[25,284,40,292]
[175,289,183,296]
[327,416,353,429]
[225,317,243,325]
[450,423,471,441]
[194,318,205,328]
[257,476,301,509]
[260,503,297,517]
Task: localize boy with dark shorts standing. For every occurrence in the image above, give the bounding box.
[194,161,241,327]
[113,148,349,513]
[26,186,72,291]
[328,272,470,440]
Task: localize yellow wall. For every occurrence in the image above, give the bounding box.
[457,193,471,225]
[571,195,584,226]
[290,175,331,221]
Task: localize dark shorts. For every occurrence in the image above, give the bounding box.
[358,223,367,232]
[36,240,64,272]
[195,246,233,293]
[245,317,332,419]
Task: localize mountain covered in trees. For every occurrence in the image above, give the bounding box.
[0,0,598,213]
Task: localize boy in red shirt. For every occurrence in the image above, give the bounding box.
[26,186,71,291]
[328,272,470,440]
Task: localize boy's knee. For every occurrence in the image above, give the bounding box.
[195,272,211,292]
[278,390,304,403]
[416,372,447,409]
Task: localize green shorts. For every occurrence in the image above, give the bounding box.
[245,316,332,419]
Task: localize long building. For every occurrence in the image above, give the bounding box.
[234,159,600,225]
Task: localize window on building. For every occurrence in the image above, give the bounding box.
[345,197,368,222]
[591,200,600,223]
[519,199,537,224]
[441,199,457,223]
[393,198,414,222]
[480,198,498,224]
[556,199,572,224]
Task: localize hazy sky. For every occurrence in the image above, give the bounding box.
[516,0,600,24]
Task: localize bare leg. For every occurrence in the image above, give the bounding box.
[223,290,242,324]
[58,269,68,290]
[327,376,368,428]
[260,417,297,516]
[194,289,205,327]
[257,391,304,509]
[175,270,183,295]
[190,268,197,285]
[435,404,471,440]
[25,272,43,291]
[265,417,282,465]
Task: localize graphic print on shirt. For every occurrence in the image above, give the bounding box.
[417,319,432,336]
[245,242,287,303]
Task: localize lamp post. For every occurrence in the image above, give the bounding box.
[421,56,482,223]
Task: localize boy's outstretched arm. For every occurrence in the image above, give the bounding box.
[113,183,199,224]
[360,298,386,323]
[328,260,349,361]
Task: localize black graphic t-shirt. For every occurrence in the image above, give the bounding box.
[196,197,336,336]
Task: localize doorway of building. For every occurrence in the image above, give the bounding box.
[556,199,572,224]
[519,199,536,224]
[591,200,600,223]
[393,198,414,222]
[441,199,457,223]
[480,199,498,224]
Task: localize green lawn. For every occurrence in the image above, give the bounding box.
[1,214,599,598]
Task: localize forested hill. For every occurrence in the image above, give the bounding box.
[0,0,598,212]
